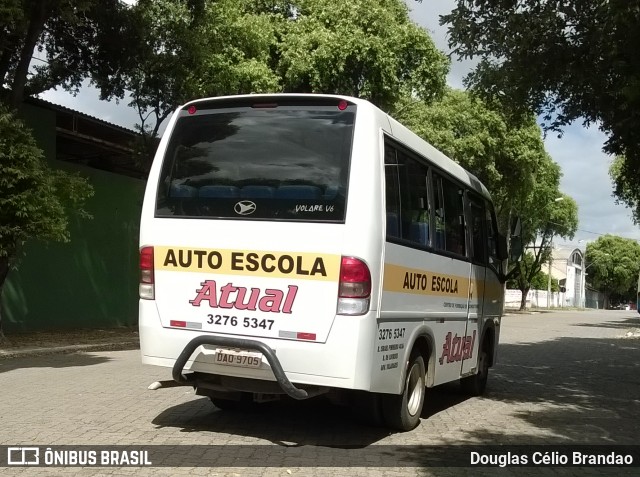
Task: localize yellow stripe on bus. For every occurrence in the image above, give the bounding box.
[383,264,470,298]
[154,246,340,281]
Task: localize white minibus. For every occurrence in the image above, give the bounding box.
[139,94,510,431]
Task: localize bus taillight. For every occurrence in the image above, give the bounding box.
[337,256,371,315]
[140,246,155,300]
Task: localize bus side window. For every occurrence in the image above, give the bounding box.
[469,195,487,265]
[486,204,500,269]
[384,143,401,239]
[397,150,430,247]
[434,174,466,256]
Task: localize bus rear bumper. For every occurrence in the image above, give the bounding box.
[166,335,310,400]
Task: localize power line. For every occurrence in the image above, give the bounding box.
[549,221,640,240]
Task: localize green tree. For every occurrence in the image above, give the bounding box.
[507,252,559,304]
[114,0,449,162]
[585,236,640,308]
[441,1,640,220]
[507,191,577,310]
[0,105,93,339]
[106,0,280,160]
[609,156,640,223]
[278,0,449,111]
[0,0,130,108]
[392,89,578,308]
[393,89,547,225]
[1,1,109,337]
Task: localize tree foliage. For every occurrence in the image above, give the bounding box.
[0,0,129,108]
[507,249,560,310]
[394,90,547,224]
[1,1,106,336]
[278,0,449,111]
[0,104,93,335]
[585,235,640,305]
[609,155,640,223]
[105,0,280,154]
[105,0,449,159]
[441,0,640,220]
[394,89,578,308]
[393,89,578,238]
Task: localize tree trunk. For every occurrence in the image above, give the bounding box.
[9,0,51,108]
[0,255,10,344]
[519,286,529,311]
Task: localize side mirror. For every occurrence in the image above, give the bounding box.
[509,236,523,262]
[511,215,522,236]
[509,216,523,262]
[497,234,508,260]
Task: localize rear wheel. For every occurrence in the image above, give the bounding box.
[460,348,489,396]
[381,351,426,431]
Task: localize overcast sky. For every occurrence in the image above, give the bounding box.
[41,0,640,250]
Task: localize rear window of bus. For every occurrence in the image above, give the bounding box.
[155,101,355,222]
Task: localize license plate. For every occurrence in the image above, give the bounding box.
[215,348,262,368]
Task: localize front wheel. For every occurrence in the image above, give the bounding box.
[381,351,426,431]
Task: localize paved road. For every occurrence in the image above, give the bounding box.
[1,310,639,476]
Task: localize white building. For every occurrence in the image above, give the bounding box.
[549,247,585,307]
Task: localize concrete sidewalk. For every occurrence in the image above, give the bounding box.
[0,327,139,359]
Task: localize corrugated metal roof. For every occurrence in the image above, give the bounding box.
[26,96,137,135]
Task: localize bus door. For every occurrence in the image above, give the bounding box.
[429,174,472,384]
[461,194,486,375]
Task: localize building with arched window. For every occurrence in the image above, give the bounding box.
[549,247,585,307]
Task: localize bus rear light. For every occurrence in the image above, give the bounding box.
[139,246,155,300]
[338,256,371,315]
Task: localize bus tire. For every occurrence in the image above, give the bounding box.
[460,348,489,396]
[381,351,425,431]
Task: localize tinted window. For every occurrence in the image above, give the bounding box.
[384,143,431,246]
[156,105,354,221]
[397,150,430,246]
[384,144,401,238]
[434,174,466,256]
[469,195,486,264]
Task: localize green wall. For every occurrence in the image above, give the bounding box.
[1,105,144,332]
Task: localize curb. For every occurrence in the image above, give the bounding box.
[0,340,140,359]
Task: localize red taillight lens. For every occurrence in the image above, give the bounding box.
[140,246,154,284]
[339,256,371,298]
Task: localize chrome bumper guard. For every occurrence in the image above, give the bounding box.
[171,335,309,400]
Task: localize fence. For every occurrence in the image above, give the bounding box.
[505,289,611,309]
